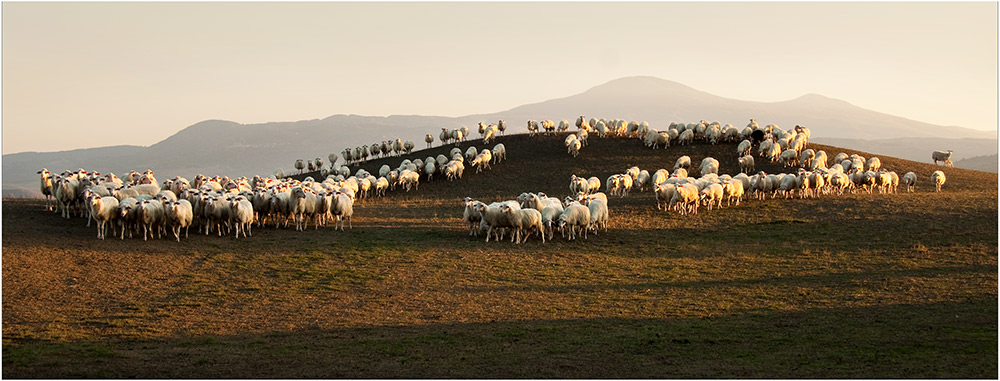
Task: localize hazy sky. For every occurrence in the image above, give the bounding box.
[2,1,997,154]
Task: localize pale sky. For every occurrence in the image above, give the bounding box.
[2,1,997,154]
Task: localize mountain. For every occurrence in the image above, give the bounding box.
[953,154,998,173]
[810,137,998,165]
[4,76,996,197]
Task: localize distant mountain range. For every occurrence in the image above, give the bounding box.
[953,154,998,173]
[4,76,996,197]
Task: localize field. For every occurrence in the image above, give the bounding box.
[3,132,997,378]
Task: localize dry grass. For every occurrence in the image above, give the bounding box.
[3,133,997,378]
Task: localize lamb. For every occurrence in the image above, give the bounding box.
[932,150,954,166]
[931,170,946,192]
[556,203,591,240]
[89,196,119,240]
[902,172,918,192]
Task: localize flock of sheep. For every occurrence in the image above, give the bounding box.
[35,115,954,242]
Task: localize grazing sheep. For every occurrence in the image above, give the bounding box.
[654,183,677,211]
[699,157,720,176]
[736,140,752,157]
[670,184,700,215]
[699,183,724,211]
[867,157,882,172]
[576,115,591,131]
[674,156,692,171]
[492,143,506,163]
[557,203,591,241]
[902,172,918,192]
[932,150,954,166]
[568,139,582,157]
[931,170,946,192]
[586,199,609,234]
[502,205,545,244]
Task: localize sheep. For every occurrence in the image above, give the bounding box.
[586,199,609,234]
[483,124,497,143]
[576,115,591,131]
[539,204,564,241]
[569,175,590,195]
[651,169,669,188]
[502,205,545,244]
[736,140,752,157]
[932,150,954,166]
[654,183,677,211]
[558,120,571,133]
[88,196,119,240]
[739,155,755,174]
[931,170,946,192]
[498,120,507,135]
[902,172,918,192]
[722,180,744,207]
[634,170,651,192]
[137,199,166,241]
[867,157,882,172]
[424,161,437,181]
[54,176,80,219]
[439,128,451,146]
[477,201,517,242]
[38,169,56,211]
[778,149,798,168]
[699,183,724,211]
[677,129,694,145]
[577,129,589,147]
[463,198,485,236]
[557,203,591,240]
[290,187,318,231]
[464,146,479,162]
[541,120,556,135]
[527,120,539,136]
[699,157,719,176]
[565,134,579,152]
[568,139,582,157]
[492,143,506,163]
[670,184,700,215]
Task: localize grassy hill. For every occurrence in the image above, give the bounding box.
[3,132,996,378]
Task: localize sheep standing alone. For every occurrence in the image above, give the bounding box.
[932,150,954,167]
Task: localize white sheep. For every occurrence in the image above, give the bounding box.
[779,149,798,168]
[932,150,954,167]
[586,199,609,234]
[739,155,755,174]
[654,183,677,211]
[89,195,119,240]
[670,184,700,215]
[700,183,724,211]
[674,156,691,171]
[570,175,590,195]
[167,199,193,241]
[568,139,582,157]
[230,197,254,238]
[492,143,506,163]
[867,157,882,172]
[137,199,166,241]
[463,197,484,236]
[502,205,545,244]
[902,172,918,192]
[557,203,591,240]
[699,157,720,176]
[931,170,946,192]
[425,134,434,148]
[331,192,354,230]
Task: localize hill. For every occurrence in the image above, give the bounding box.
[3,133,996,378]
[954,153,999,173]
[4,76,996,197]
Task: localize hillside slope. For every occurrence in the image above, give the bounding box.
[3,132,996,378]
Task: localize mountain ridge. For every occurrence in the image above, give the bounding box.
[5,76,996,197]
